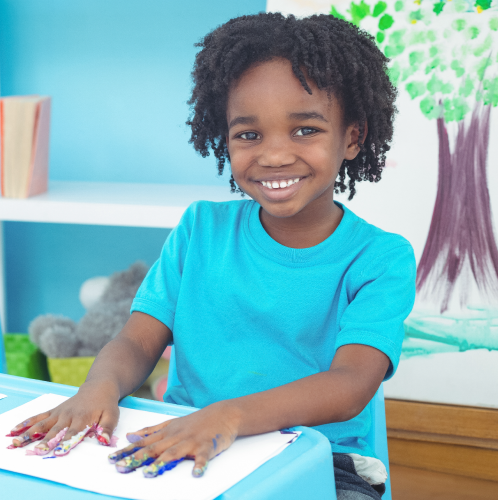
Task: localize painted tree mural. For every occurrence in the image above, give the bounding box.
[331,0,498,319]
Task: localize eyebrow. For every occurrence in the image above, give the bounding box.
[228,115,257,129]
[289,112,328,123]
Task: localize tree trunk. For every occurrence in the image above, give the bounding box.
[416,103,498,313]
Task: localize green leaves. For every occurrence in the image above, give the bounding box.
[406,81,426,99]
[433,1,446,15]
[451,19,466,32]
[330,6,346,21]
[379,14,394,30]
[450,60,465,78]
[372,1,387,17]
[384,30,406,58]
[349,1,371,26]
[475,0,492,12]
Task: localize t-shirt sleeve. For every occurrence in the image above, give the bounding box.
[130,203,196,334]
[334,241,417,380]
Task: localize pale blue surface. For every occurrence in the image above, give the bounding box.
[0,374,336,500]
[0,0,264,333]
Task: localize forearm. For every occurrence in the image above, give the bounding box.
[220,345,390,436]
[81,312,171,400]
[219,369,364,436]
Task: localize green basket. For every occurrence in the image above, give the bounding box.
[3,333,50,381]
[47,357,96,387]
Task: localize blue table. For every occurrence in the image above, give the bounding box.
[0,374,336,500]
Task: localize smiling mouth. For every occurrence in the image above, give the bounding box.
[259,178,301,189]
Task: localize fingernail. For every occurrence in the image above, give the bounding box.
[13,434,31,447]
[97,432,110,445]
[7,422,31,437]
[126,433,142,443]
[115,454,150,473]
[143,461,165,478]
[108,446,141,464]
[192,463,208,478]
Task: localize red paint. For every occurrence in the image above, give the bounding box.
[6,425,31,437]
[97,434,109,445]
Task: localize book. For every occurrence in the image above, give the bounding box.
[0,95,51,198]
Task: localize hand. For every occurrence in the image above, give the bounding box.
[109,401,241,478]
[8,381,120,455]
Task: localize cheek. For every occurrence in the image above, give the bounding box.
[228,148,253,177]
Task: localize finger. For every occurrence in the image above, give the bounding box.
[54,424,93,456]
[8,412,50,436]
[143,458,185,478]
[126,421,170,443]
[115,439,183,474]
[9,431,46,449]
[109,430,166,463]
[33,426,69,455]
[192,444,211,478]
[95,408,120,446]
[135,444,185,477]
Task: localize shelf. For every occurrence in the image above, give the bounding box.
[0,181,239,228]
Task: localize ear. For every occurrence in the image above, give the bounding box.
[344,121,368,161]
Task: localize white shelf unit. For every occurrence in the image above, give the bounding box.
[0,180,239,331]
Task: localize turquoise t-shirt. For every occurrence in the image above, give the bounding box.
[131,200,416,457]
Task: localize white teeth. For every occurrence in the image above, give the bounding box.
[261,178,301,189]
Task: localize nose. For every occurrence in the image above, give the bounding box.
[257,136,296,168]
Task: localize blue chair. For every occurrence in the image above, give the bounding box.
[0,317,6,374]
[167,347,392,500]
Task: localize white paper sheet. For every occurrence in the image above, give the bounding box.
[0,394,299,500]
[0,394,6,400]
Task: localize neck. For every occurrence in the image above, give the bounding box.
[259,197,343,249]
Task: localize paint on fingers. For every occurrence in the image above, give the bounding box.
[192,461,208,478]
[108,446,143,464]
[27,428,68,456]
[53,425,92,456]
[8,432,46,449]
[7,421,32,437]
[115,454,155,473]
[143,458,185,478]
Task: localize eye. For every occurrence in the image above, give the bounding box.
[295,127,318,136]
[238,132,260,140]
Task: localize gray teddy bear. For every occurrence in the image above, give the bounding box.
[29,262,148,358]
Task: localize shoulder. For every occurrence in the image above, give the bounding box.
[183,199,251,225]
[340,204,416,280]
[178,199,252,239]
[344,204,413,256]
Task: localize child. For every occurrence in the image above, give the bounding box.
[10,13,416,500]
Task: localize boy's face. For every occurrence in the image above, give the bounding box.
[226,58,361,221]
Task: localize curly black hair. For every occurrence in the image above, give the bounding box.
[187,13,397,199]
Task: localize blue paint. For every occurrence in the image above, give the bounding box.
[212,438,217,451]
[126,434,142,443]
[108,446,142,464]
[157,458,184,476]
[42,456,57,459]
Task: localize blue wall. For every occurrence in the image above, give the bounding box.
[0,0,266,332]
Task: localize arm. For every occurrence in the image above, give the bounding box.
[83,311,172,400]
[113,343,389,477]
[222,343,390,435]
[9,312,171,449]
